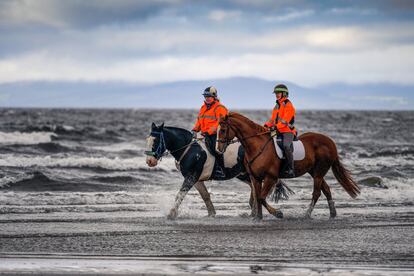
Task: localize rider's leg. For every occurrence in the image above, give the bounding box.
[206,134,225,177]
[282,132,295,177]
[205,134,216,156]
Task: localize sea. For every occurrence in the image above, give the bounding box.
[0,108,413,274]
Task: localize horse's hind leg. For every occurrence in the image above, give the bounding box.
[194,181,216,217]
[321,179,336,218]
[306,176,323,219]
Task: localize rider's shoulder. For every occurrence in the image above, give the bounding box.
[283,99,295,107]
[215,102,228,111]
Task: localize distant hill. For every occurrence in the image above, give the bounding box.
[0,77,412,110]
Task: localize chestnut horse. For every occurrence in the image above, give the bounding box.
[217,112,360,220]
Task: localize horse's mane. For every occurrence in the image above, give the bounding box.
[228,112,266,133]
[165,126,191,134]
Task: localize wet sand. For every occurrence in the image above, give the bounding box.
[1,201,413,275]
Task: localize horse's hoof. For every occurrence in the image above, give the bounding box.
[252,216,263,222]
[304,214,312,220]
[208,212,216,218]
[274,210,283,219]
[167,209,178,220]
[239,213,251,218]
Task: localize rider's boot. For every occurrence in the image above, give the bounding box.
[284,147,295,178]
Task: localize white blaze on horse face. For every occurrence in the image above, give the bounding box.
[146,136,158,167]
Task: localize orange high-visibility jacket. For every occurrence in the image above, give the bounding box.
[192,100,228,135]
[264,97,296,134]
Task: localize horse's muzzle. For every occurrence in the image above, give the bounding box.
[146,156,158,167]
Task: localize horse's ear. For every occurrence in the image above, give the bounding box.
[159,122,164,129]
[151,122,156,129]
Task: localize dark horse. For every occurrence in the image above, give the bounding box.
[217,112,360,220]
[145,122,285,219]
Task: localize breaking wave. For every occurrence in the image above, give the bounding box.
[0,154,178,171]
[0,131,57,145]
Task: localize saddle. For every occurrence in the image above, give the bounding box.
[273,136,305,161]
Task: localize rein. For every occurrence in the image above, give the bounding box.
[218,126,270,144]
[220,119,274,175]
[145,130,201,162]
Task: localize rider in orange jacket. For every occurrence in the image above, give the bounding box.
[264,84,297,177]
[192,87,228,136]
[192,86,228,176]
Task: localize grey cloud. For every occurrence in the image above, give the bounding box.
[1,0,411,31]
[0,0,183,28]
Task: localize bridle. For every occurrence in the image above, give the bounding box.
[217,119,270,147]
[145,130,167,160]
[218,118,274,176]
[145,129,198,161]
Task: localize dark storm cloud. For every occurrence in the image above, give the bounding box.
[0,0,413,86]
[1,0,412,30]
[0,0,183,28]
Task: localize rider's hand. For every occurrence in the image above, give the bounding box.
[201,132,208,137]
[191,130,197,139]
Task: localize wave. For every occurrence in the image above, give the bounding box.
[25,124,75,134]
[90,142,145,155]
[24,124,125,143]
[0,154,178,171]
[359,148,414,158]
[0,131,56,145]
[0,171,137,192]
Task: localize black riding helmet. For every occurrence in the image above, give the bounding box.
[202,86,218,98]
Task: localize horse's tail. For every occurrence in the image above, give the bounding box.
[332,158,360,198]
[269,179,295,203]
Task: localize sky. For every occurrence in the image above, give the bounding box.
[0,0,413,107]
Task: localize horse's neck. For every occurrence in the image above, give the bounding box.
[232,118,268,156]
[164,127,192,160]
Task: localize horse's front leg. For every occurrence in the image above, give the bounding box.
[168,174,198,220]
[194,181,216,217]
[250,177,263,221]
[249,186,257,217]
[261,176,283,218]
